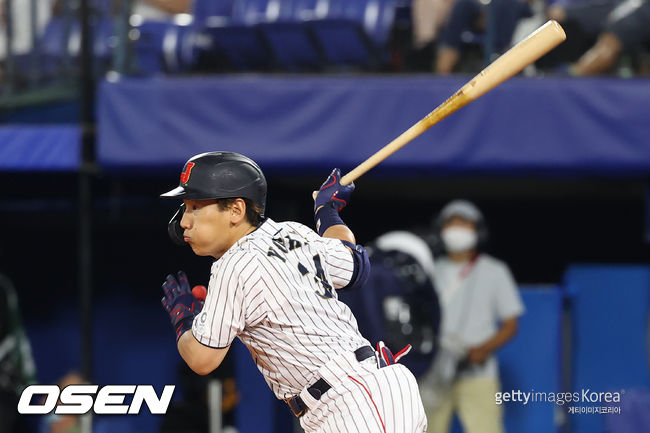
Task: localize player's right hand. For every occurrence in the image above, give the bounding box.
[161,271,204,342]
[314,168,355,212]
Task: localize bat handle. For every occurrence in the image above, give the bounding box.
[339,172,355,186]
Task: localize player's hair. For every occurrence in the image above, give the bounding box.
[215,198,264,227]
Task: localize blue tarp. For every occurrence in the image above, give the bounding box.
[98,75,650,175]
[0,125,81,171]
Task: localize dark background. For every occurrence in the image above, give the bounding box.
[2,171,648,320]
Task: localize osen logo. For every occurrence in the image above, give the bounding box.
[17,384,175,415]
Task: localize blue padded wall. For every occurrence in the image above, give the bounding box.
[98,76,650,175]
[234,339,276,433]
[234,339,294,433]
[498,287,562,433]
[450,287,562,433]
[564,265,650,433]
[0,125,80,171]
[25,293,181,433]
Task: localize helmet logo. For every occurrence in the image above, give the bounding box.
[180,162,195,184]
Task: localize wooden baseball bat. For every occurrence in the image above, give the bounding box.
[336,20,566,187]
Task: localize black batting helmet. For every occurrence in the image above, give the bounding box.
[161,151,267,245]
[161,151,267,209]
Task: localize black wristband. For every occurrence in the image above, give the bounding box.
[314,203,347,236]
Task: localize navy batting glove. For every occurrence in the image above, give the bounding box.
[314,168,355,212]
[161,271,204,342]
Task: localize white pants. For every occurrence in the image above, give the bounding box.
[298,351,428,433]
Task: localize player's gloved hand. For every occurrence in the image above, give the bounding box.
[376,341,412,366]
[313,168,355,236]
[161,271,204,342]
[314,168,355,212]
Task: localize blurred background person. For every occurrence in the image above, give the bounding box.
[419,200,524,433]
[0,274,37,433]
[0,0,54,58]
[39,371,84,433]
[410,0,455,70]
[547,0,650,75]
[0,0,54,84]
[435,0,534,73]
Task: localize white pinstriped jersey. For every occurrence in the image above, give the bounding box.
[192,218,371,399]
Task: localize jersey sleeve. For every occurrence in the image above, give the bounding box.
[314,237,356,289]
[192,253,262,348]
[492,262,525,321]
[285,221,356,289]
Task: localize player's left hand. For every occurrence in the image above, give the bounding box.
[467,345,491,364]
[314,168,355,212]
[161,271,204,342]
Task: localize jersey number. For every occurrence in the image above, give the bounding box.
[298,254,334,299]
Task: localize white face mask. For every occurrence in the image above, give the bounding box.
[441,226,477,253]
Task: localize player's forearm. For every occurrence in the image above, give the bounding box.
[322,224,356,245]
[481,317,518,353]
[177,331,229,375]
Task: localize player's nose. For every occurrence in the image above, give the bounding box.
[180,212,192,230]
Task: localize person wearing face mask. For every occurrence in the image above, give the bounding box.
[418,200,524,433]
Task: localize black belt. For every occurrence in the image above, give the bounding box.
[286,346,376,418]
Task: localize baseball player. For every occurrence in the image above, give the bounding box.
[160,151,427,432]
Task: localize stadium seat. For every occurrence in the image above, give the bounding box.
[231,0,278,24]
[38,16,115,77]
[93,17,115,67]
[293,0,330,20]
[129,0,225,76]
[366,0,398,48]
[38,18,72,75]
[256,0,324,71]
[130,0,398,73]
[196,24,269,71]
[191,0,273,71]
[307,0,397,68]
[132,20,173,75]
[131,15,204,76]
[193,0,236,23]
[306,0,372,68]
[161,24,203,74]
[258,21,323,70]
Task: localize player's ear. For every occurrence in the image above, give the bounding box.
[230,198,247,224]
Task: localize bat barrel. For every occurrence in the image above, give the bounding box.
[337,20,566,187]
[461,20,566,101]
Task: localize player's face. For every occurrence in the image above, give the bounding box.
[180,199,233,258]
